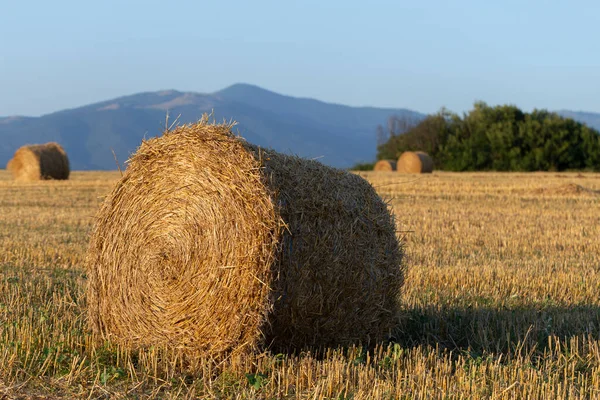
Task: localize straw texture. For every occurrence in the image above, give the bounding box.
[6,142,70,181]
[86,120,404,358]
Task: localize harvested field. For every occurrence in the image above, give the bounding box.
[1,169,600,398]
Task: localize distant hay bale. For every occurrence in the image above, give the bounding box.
[6,142,70,181]
[397,151,433,174]
[534,183,599,196]
[86,120,404,358]
[374,159,397,171]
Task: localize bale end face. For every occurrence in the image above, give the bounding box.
[374,159,397,171]
[6,159,15,172]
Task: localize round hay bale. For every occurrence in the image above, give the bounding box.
[6,142,70,181]
[397,151,433,174]
[86,120,404,358]
[373,159,397,171]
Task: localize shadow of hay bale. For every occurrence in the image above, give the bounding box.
[86,119,405,359]
[394,304,600,356]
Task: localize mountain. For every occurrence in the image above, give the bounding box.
[0,84,424,170]
[557,110,600,132]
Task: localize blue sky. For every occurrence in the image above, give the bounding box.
[1,0,599,116]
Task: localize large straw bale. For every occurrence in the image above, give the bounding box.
[6,142,70,181]
[397,151,433,174]
[374,159,397,171]
[86,120,404,358]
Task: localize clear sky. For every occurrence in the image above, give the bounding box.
[1,0,599,117]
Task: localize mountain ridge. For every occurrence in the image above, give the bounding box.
[0,84,424,170]
[1,84,599,171]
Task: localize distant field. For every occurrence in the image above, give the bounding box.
[1,170,600,399]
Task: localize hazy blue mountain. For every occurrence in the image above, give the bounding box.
[0,84,424,170]
[557,110,600,132]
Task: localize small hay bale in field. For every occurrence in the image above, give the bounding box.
[534,183,599,196]
[86,119,404,358]
[374,159,397,171]
[397,151,433,174]
[6,142,70,181]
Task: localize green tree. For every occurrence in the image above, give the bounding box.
[377,102,600,171]
[377,109,456,163]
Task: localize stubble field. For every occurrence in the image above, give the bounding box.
[0,170,599,399]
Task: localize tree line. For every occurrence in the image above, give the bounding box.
[376,102,600,171]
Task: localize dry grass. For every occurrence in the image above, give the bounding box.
[1,169,600,398]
